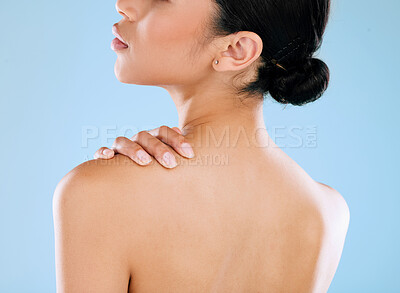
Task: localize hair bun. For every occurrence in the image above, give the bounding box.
[268,57,330,106]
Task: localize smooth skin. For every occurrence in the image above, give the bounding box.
[53,0,350,292]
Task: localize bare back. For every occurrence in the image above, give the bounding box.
[100,140,350,293]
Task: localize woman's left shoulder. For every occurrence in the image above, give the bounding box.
[52,155,136,291]
[52,153,177,213]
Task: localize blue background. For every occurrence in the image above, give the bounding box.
[0,0,399,292]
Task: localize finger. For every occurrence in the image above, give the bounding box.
[172,127,182,134]
[112,136,153,166]
[135,125,194,159]
[94,147,115,159]
[129,130,178,168]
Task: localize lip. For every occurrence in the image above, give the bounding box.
[112,24,129,46]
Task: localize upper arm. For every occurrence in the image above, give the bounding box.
[52,161,131,293]
[312,182,350,292]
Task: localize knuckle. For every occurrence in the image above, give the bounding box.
[112,136,128,149]
[114,136,125,145]
[136,130,148,141]
[156,125,168,136]
[159,125,169,132]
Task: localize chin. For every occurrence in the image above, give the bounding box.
[113,60,168,86]
[114,71,151,86]
[114,63,133,84]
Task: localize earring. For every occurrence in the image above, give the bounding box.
[214,60,219,65]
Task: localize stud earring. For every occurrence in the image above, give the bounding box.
[214,60,219,65]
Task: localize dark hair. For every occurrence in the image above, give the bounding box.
[207,0,331,106]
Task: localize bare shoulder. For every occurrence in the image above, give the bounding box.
[54,154,145,186]
[281,180,350,248]
[294,181,350,250]
[52,154,187,291]
[53,154,163,202]
[287,179,350,232]
[268,179,350,292]
[52,154,151,242]
[52,155,156,292]
[316,181,350,230]
[52,154,170,230]
[52,154,166,244]
[303,181,350,292]
[53,153,182,226]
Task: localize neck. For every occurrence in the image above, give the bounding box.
[163,84,273,150]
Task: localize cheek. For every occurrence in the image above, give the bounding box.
[115,11,207,84]
[144,14,198,57]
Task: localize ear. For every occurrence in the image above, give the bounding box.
[213,31,263,71]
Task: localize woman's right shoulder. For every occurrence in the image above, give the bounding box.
[303,182,350,291]
[316,182,350,229]
[275,180,350,292]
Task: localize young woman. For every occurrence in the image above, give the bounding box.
[53,0,350,292]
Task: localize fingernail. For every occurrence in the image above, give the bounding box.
[103,149,114,156]
[137,150,152,164]
[180,142,194,158]
[162,152,177,168]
